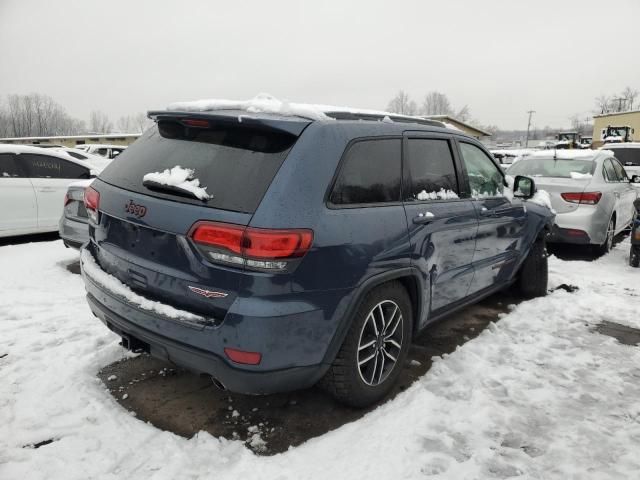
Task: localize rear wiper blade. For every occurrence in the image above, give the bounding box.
[142,179,208,201]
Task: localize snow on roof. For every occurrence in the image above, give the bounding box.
[490,149,537,157]
[167,93,425,123]
[0,143,106,174]
[525,149,611,160]
[83,144,128,149]
[601,142,640,149]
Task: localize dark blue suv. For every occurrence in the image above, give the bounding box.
[80,108,553,407]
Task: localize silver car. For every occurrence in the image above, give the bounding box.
[59,179,94,249]
[507,150,638,254]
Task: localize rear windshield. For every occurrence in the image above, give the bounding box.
[98,122,297,213]
[609,148,640,167]
[507,158,595,178]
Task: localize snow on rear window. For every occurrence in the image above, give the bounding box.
[143,166,211,201]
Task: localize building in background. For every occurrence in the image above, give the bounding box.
[592,110,640,148]
[421,115,492,140]
[0,133,140,148]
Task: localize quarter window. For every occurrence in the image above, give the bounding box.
[0,153,23,178]
[459,142,504,198]
[603,159,619,182]
[611,158,628,182]
[330,139,401,205]
[405,139,459,201]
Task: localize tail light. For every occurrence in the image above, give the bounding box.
[84,186,100,223]
[63,193,71,206]
[190,221,313,271]
[561,192,602,205]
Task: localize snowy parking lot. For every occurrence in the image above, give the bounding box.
[1,238,640,479]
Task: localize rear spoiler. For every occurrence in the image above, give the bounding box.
[147,110,311,137]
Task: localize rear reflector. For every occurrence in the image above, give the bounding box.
[566,228,588,237]
[224,348,262,365]
[190,221,313,270]
[182,118,210,128]
[84,186,100,223]
[561,192,602,205]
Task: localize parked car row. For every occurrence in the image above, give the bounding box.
[0,145,108,239]
[78,106,554,407]
[506,150,638,253]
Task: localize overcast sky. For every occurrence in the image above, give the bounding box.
[1,0,639,130]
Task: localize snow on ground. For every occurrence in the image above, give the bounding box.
[1,240,640,479]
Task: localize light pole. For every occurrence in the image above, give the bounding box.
[525,110,535,148]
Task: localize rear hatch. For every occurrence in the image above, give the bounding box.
[87,112,309,321]
[507,156,596,213]
[531,177,593,213]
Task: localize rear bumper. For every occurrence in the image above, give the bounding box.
[548,206,607,245]
[80,248,346,395]
[58,215,89,250]
[547,225,592,244]
[86,292,326,394]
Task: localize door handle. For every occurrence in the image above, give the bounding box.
[413,212,437,224]
[38,187,56,193]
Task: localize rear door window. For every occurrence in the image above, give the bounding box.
[99,123,298,213]
[405,138,459,201]
[0,153,24,178]
[329,139,401,205]
[20,154,90,179]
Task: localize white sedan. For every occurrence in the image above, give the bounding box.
[0,145,105,238]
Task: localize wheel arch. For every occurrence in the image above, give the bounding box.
[321,268,425,365]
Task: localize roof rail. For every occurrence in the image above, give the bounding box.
[324,111,446,128]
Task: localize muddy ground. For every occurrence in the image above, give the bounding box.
[97,293,518,455]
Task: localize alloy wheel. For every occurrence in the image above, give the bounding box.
[356,300,404,387]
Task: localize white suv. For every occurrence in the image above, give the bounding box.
[75,144,126,159]
[602,143,640,177]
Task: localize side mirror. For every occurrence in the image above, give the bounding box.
[631,175,640,184]
[514,175,536,199]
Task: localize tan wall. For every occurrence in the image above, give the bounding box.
[0,135,140,148]
[445,119,485,139]
[592,111,640,148]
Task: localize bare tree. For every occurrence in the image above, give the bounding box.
[1,93,84,137]
[89,110,113,134]
[569,114,592,136]
[595,94,611,114]
[386,90,417,115]
[456,104,470,122]
[421,91,452,116]
[622,86,639,111]
[134,112,152,132]
[116,115,133,133]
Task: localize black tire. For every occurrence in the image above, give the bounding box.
[518,237,548,298]
[320,281,412,408]
[594,217,615,256]
[630,246,640,268]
